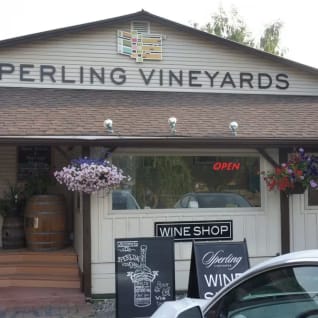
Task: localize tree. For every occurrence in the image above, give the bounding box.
[199,6,285,56]
[203,7,254,47]
[260,21,285,56]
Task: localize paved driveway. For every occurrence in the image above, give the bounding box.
[1,299,115,318]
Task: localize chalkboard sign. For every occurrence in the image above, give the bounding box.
[115,237,175,318]
[188,240,249,299]
[18,146,51,179]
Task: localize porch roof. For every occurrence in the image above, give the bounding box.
[1,87,318,147]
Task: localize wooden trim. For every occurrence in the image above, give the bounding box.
[105,146,118,158]
[53,145,73,161]
[257,148,279,168]
[2,137,318,148]
[82,146,92,298]
[279,148,291,254]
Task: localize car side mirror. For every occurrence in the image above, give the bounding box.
[177,306,203,318]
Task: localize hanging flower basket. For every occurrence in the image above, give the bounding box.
[54,157,129,194]
[284,181,306,195]
[262,148,318,195]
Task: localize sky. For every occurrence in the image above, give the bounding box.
[0,0,317,69]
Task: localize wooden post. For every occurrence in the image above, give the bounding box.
[82,145,92,298]
[279,148,291,254]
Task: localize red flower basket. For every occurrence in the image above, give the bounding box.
[262,148,318,194]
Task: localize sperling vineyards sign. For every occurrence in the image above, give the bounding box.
[0,63,289,90]
[188,240,249,299]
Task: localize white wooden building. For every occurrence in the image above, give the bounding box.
[0,10,317,298]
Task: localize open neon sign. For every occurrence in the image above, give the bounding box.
[213,162,241,171]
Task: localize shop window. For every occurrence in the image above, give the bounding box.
[17,145,51,180]
[308,188,318,206]
[112,155,260,210]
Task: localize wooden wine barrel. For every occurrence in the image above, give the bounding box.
[2,216,25,249]
[24,195,66,251]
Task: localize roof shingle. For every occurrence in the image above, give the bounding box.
[1,87,318,144]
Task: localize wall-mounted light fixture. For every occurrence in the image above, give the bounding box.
[229,121,238,136]
[168,117,177,134]
[104,118,113,133]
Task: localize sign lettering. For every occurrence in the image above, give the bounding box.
[188,241,250,299]
[212,161,241,171]
[155,221,232,241]
[0,63,289,90]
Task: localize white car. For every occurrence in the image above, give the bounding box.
[151,250,318,318]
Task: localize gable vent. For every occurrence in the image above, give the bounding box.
[131,21,150,33]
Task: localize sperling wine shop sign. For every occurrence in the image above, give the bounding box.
[0,63,289,90]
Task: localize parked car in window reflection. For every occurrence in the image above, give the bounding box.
[151,250,318,318]
[174,192,252,208]
[112,190,140,210]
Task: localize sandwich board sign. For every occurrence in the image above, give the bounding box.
[188,240,249,299]
[115,237,175,318]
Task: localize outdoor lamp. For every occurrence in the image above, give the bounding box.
[229,121,238,136]
[168,117,177,134]
[104,118,113,133]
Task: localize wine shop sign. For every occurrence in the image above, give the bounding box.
[154,220,233,241]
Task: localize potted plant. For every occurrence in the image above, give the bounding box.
[262,148,318,194]
[0,183,26,249]
[54,157,129,194]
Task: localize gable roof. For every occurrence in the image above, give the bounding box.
[0,10,317,76]
[1,87,318,147]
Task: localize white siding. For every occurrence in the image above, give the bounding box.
[0,21,317,95]
[90,148,281,295]
[290,194,318,251]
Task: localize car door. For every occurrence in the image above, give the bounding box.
[204,265,318,318]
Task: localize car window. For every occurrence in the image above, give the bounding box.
[112,191,140,210]
[205,266,318,318]
[181,195,191,208]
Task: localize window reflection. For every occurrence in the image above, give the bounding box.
[112,155,260,210]
[308,187,318,206]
